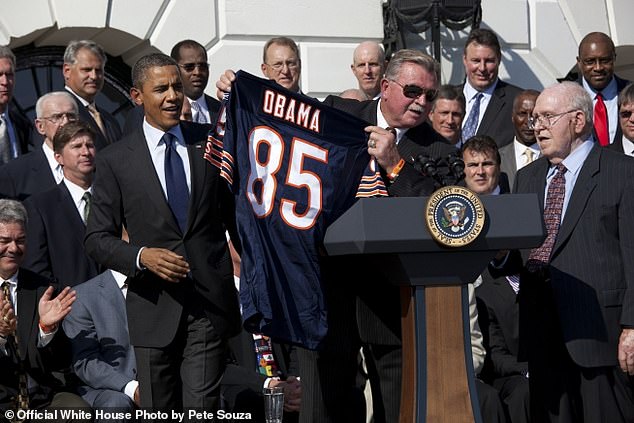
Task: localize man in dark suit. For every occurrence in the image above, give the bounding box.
[460,28,523,148]
[85,53,240,412]
[216,48,454,422]
[171,40,221,124]
[0,91,79,201]
[0,199,89,421]
[23,121,99,287]
[576,32,630,147]
[63,269,138,416]
[499,90,541,189]
[0,46,34,161]
[608,82,634,156]
[124,40,221,134]
[63,40,122,149]
[508,81,634,422]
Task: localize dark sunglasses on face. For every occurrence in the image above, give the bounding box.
[619,110,633,119]
[390,80,438,102]
[178,62,209,72]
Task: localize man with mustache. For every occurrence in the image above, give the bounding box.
[576,32,631,147]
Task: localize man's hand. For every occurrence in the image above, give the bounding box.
[0,290,16,337]
[365,126,401,173]
[272,376,301,413]
[216,69,237,100]
[618,328,634,375]
[140,247,190,283]
[38,286,76,327]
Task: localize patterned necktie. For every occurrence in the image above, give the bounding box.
[527,163,567,271]
[524,147,534,165]
[163,133,189,233]
[82,191,91,224]
[253,333,279,377]
[2,281,29,413]
[190,101,207,124]
[462,92,483,142]
[87,104,106,137]
[594,93,609,146]
[0,115,12,164]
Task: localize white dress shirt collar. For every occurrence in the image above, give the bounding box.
[41,143,63,184]
[65,86,90,107]
[110,270,129,298]
[513,138,541,170]
[621,136,634,157]
[63,178,92,219]
[376,101,405,144]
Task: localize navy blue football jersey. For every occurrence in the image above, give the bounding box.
[206,71,386,349]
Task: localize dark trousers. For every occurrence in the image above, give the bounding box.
[134,303,226,415]
[524,278,634,423]
[493,375,530,423]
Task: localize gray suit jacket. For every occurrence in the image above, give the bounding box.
[499,142,517,189]
[62,270,136,406]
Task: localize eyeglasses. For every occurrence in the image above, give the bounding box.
[265,61,300,72]
[527,110,578,130]
[41,112,78,124]
[389,80,437,102]
[619,110,633,119]
[178,62,209,72]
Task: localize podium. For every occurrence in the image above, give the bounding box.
[324,194,544,423]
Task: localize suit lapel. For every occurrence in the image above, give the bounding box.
[552,145,600,254]
[477,83,506,135]
[16,274,37,358]
[58,182,88,244]
[128,128,181,234]
[182,124,208,235]
[101,272,128,330]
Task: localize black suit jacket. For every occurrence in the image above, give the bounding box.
[23,181,100,287]
[476,270,527,383]
[67,90,122,150]
[85,121,241,348]
[514,144,634,367]
[462,80,523,148]
[0,270,75,410]
[7,107,35,154]
[0,148,56,201]
[321,96,456,345]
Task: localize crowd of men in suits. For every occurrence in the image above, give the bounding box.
[0,24,632,423]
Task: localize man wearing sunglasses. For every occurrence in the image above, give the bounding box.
[171,39,221,125]
[610,82,634,156]
[461,28,523,148]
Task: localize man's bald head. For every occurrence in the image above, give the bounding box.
[351,41,386,99]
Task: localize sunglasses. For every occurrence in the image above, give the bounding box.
[390,80,437,101]
[619,110,633,119]
[178,62,209,72]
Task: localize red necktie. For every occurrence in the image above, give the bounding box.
[594,93,609,146]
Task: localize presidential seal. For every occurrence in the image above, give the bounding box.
[425,186,486,247]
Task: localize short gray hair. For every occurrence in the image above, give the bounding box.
[384,49,440,85]
[0,199,27,229]
[64,40,106,65]
[0,46,16,70]
[35,91,78,118]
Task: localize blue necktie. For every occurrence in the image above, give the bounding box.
[163,133,189,233]
[462,92,483,142]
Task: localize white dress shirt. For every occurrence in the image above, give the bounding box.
[189,95,211,124]
[513,139,541,171]
[63,178,92,223]
[462,79,498,131]
[582,77,619,144]
[42,143,64,184]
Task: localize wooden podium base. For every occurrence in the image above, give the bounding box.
[399,285,480,423]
